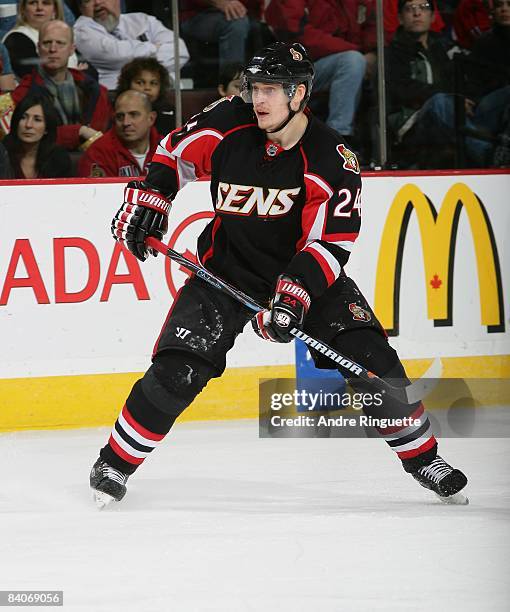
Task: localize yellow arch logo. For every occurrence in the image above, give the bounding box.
[374,183,504,336]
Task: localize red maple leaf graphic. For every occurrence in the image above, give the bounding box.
[430,274,442,289]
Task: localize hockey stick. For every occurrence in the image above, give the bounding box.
[146,237,440,404]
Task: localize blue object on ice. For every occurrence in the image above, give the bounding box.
[294,339,346,412]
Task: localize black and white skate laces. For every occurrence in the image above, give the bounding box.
[412,455,468,503]
[90,458,129,504]
[417,457,453,484]
[102,463,128,486]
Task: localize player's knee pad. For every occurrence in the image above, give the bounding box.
[141,350,218,416]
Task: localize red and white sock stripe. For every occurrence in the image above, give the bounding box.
[377,403,437,460]
[108,405,166,466]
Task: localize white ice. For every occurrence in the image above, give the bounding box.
[1,421,509,612]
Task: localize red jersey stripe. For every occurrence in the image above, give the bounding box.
[202,216,222,265]
[303,244,337,286]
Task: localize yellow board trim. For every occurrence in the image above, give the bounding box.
[1,356,508,432]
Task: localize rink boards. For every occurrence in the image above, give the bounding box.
[0,171,509,431]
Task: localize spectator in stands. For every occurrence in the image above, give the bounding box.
[470,0,510,77]
[386,0,506,166]
[74,0,189,90]
[217,61,242,96]
[116,56,174,137]
[452,0,492,49]
[0,140,13,176]
[3,93,72,177]
[0,0,76,39]
[180,0,255,68]
[3,0,80,78]
[468,0,510,164]
[384,0,445,40]
[0,40,16,90]
[11,20,111,150]
[78,89,159,177]
[265,0,377,139]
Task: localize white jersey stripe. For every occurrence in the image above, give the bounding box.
[177,157,198,187]
[305,173,334,198]
[329,240,354,252]
[303,173,334,243]
[306,201,328,242]
[154,139,174,161]
[170,129,223,157]
[304,241,342,281]
[118,412,159,448]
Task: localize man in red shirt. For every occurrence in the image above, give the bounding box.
[11,20,111,151]
[78,89,160,177]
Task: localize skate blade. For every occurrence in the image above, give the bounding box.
[436,491,469,505]
[93,490,116,510]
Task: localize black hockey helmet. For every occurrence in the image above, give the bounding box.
[240,42,315,111]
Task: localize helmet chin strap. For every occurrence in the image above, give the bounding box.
[265,101,297,134]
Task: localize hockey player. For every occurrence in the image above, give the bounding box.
[90,42,468,508]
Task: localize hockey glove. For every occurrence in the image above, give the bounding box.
[252,275,311,343]
[111,180,172,261]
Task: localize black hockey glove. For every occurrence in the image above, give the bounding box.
[111,180,172,261]
[252,275,311,343]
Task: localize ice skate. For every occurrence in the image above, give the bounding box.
[411,456,469,505]
[90,458,129,509]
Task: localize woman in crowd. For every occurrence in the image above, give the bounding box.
[3,93,71,177]
[116,57,175,137]
[3,0,79,78]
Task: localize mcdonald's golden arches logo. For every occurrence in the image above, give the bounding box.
[374,183,505,336]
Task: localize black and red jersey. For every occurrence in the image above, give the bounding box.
[147,96,362,304]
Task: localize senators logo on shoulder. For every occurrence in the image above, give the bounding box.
[337,144,360,175]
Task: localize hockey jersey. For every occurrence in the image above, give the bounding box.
[147,96,362,304]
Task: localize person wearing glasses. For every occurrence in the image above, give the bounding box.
[386,0,500,168]
[11,19,111,150]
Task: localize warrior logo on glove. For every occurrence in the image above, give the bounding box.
[112,180,172,261]
[252,275,311,343]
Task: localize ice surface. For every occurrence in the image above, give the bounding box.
[1,420,509,611]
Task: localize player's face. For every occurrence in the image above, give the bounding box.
[114,96,154,145]
[39,23,75,71]
[130,70,161,103]
[251,82,291,131]
[22,0,55,28]
[18,104,46,144]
